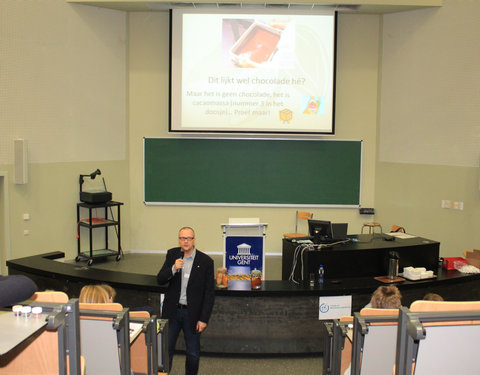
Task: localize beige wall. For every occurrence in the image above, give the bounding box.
[6,161,130,256]
[127,12,381,264]
[5,0,476,278]
[375,162,480,256]
[376,0,480,257]
[0,0,128,274]
[0,1,127,165]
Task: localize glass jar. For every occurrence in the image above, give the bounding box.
[250,269,262,290]
[216,267,228,288]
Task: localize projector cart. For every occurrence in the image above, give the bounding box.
[75,201,123,266]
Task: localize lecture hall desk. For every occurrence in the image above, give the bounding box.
[7,238,480,354]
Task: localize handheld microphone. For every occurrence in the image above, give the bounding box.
[176,252,184,272]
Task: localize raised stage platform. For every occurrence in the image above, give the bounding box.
[7,240,480,354]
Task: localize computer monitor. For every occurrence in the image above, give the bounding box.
[331,223,348,240]
[308,219,332,242]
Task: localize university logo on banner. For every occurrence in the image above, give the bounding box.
[225,236,264,290]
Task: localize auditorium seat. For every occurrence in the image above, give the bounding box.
[396,302,480,375]
[330,309,400,375]
[79,303,130,374]
[80,303,160,375]
[350,308,399,375]
[130,310,153,375]
[325,316,353,375]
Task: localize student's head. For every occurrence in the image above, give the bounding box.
[79,285,111,303]
[370,286,402,309]
[99,284,116,302]
[423,293,444,301]
[178,227,196,253]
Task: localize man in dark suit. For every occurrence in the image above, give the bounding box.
[157,227,215,375]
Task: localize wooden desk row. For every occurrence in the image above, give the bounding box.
[324,302,480,375]
[8,249,480,354]
[0,299,168,375]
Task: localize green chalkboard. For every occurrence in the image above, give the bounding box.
[144,138,362,206]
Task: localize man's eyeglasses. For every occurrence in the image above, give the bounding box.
[179,237,194,241]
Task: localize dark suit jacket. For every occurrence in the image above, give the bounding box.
[0,275,38,307]
[157,247,215,331]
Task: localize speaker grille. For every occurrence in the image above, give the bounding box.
[14,139,28,184]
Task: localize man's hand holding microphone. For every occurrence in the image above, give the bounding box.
[174,256,184,272]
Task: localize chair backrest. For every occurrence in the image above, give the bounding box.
[410,300,480,313]
[80,304,157,375]
[360,307,399,317]
[79,302,123,311]
[31,290,69,303]
[129,310,152,374]
[351,309,399,375]
[297,211,313,221]
[397,303,480,375]
[413,324,480,375]
[79,303,130,375]
[130,310,150,318]
[283,211,313,238]
[339,315,353,323]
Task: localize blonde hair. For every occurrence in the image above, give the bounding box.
[79,285,111,304]
[370,286,402,309]
[100,284,116,302]
[423,293,444,301]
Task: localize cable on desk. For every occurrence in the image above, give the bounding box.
[287,239,353,284]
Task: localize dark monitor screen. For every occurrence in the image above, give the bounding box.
[308,219,332,240]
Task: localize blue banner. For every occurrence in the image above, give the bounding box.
[225,236,264,274]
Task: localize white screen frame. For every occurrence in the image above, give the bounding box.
[169,8,337,135]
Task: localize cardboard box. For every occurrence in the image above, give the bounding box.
[465,249,480,269]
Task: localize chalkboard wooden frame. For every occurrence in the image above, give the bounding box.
[144,137,362,207]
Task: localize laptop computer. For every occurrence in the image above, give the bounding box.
[331,223,348,241]
[309,222,348,244]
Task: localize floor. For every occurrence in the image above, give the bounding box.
[168,353,324,375]
[67,253,325,374]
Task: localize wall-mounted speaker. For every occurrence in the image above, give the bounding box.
[14,139,28,184]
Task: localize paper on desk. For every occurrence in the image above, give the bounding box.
[388,232,417,239]
[129,322,143,342]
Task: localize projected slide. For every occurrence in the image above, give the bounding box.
[170,9,336,134]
